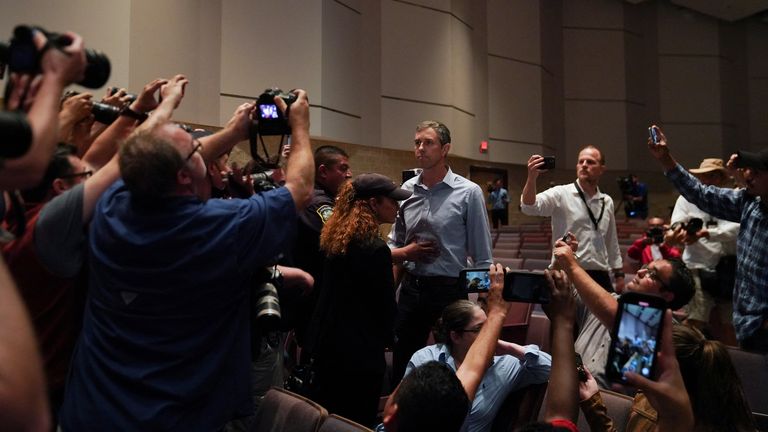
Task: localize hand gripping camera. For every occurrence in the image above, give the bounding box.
[255,88,297,136]
[0,25,110,88]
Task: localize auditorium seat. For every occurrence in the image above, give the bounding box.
[537,388,634,432]
[519,249,551,260]
[522,259,552,270]
[576,390,634,431]
[524,311,550,352]
[519,241,551,251]
[318,414,373,432]
[493,248,520,259]
[251,387,328,432]
[497,257,524,269]
[726,346,768,422]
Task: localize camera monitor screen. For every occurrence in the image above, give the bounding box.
[259,104,279,119]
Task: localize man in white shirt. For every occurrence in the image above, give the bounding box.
[521,146,624,292]
[670,158,739,343]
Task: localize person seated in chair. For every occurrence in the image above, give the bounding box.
[404,300,552,432]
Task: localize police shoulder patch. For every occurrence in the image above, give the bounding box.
[316,205,334,224]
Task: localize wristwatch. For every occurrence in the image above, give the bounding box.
[119,106,148,123]
[612,270,625,279]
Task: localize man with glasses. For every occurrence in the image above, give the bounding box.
[60,89,315,431]
[551,239,694,389]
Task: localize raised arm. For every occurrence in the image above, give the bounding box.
[0,30,86,189]
[82,78,168,169]
[521,154,545,206]
[647,125,678,171]
[198,101,254,164]
[279,90,314,211]
[553,240,618,329]
[541,268,580,423]
[624,311,694,432]
[455,263,508,401]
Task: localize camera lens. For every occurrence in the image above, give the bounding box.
[90,102,120,124]
[253,282,281,331]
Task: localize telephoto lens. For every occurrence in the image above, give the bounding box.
[253,281,281,331]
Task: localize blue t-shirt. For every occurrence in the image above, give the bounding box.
[60,181,296,431]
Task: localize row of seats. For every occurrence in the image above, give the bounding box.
[251,387,372,432]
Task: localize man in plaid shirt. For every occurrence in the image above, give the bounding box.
[648,125,768,353]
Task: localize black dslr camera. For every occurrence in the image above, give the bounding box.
[647,226,665,244]
[255,88,297,136]
[0,25,110,88]
[670,217,704,237]
[63,90,122,125]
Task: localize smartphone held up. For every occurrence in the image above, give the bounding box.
[606,292,666,383]
[458,267,551,303]
[648,126,660,145]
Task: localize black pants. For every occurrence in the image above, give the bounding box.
[491,209,506,229]
[586,270,614,293]
[391,274,465,385]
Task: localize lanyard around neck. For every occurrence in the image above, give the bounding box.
[574,181,605,230]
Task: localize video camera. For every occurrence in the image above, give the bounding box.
[617,176,633,194]
[0,25,110,88]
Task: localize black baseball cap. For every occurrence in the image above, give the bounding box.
[735,149,768,171]
[353,173,412,200]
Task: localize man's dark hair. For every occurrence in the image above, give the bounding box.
[314,145,348,170]
[663,258,695,310]
[416,120,451,146]
[21,143,77,203]
[119,128,184,201]
[394,361,468,432]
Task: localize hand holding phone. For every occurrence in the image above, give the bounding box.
[606,292,666,383]
[648,126,660,145]
[539,156,556,170]
[458,268,551,303]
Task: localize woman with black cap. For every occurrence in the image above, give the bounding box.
[307,173,411,427]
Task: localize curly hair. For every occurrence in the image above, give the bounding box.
[319,180,379,256]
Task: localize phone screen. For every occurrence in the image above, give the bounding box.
[502,271,550,303]
[606,294,665,382]
[259,104,279,119]
[458,269,491,293]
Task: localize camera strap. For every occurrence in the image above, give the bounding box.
[574,181,605,230]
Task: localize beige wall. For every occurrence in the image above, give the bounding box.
[1,0,766,175]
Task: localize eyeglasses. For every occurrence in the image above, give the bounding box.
[456,323,484,334]
[185,139,203,162]
[640,264,669,291]
[59,170,93,180]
